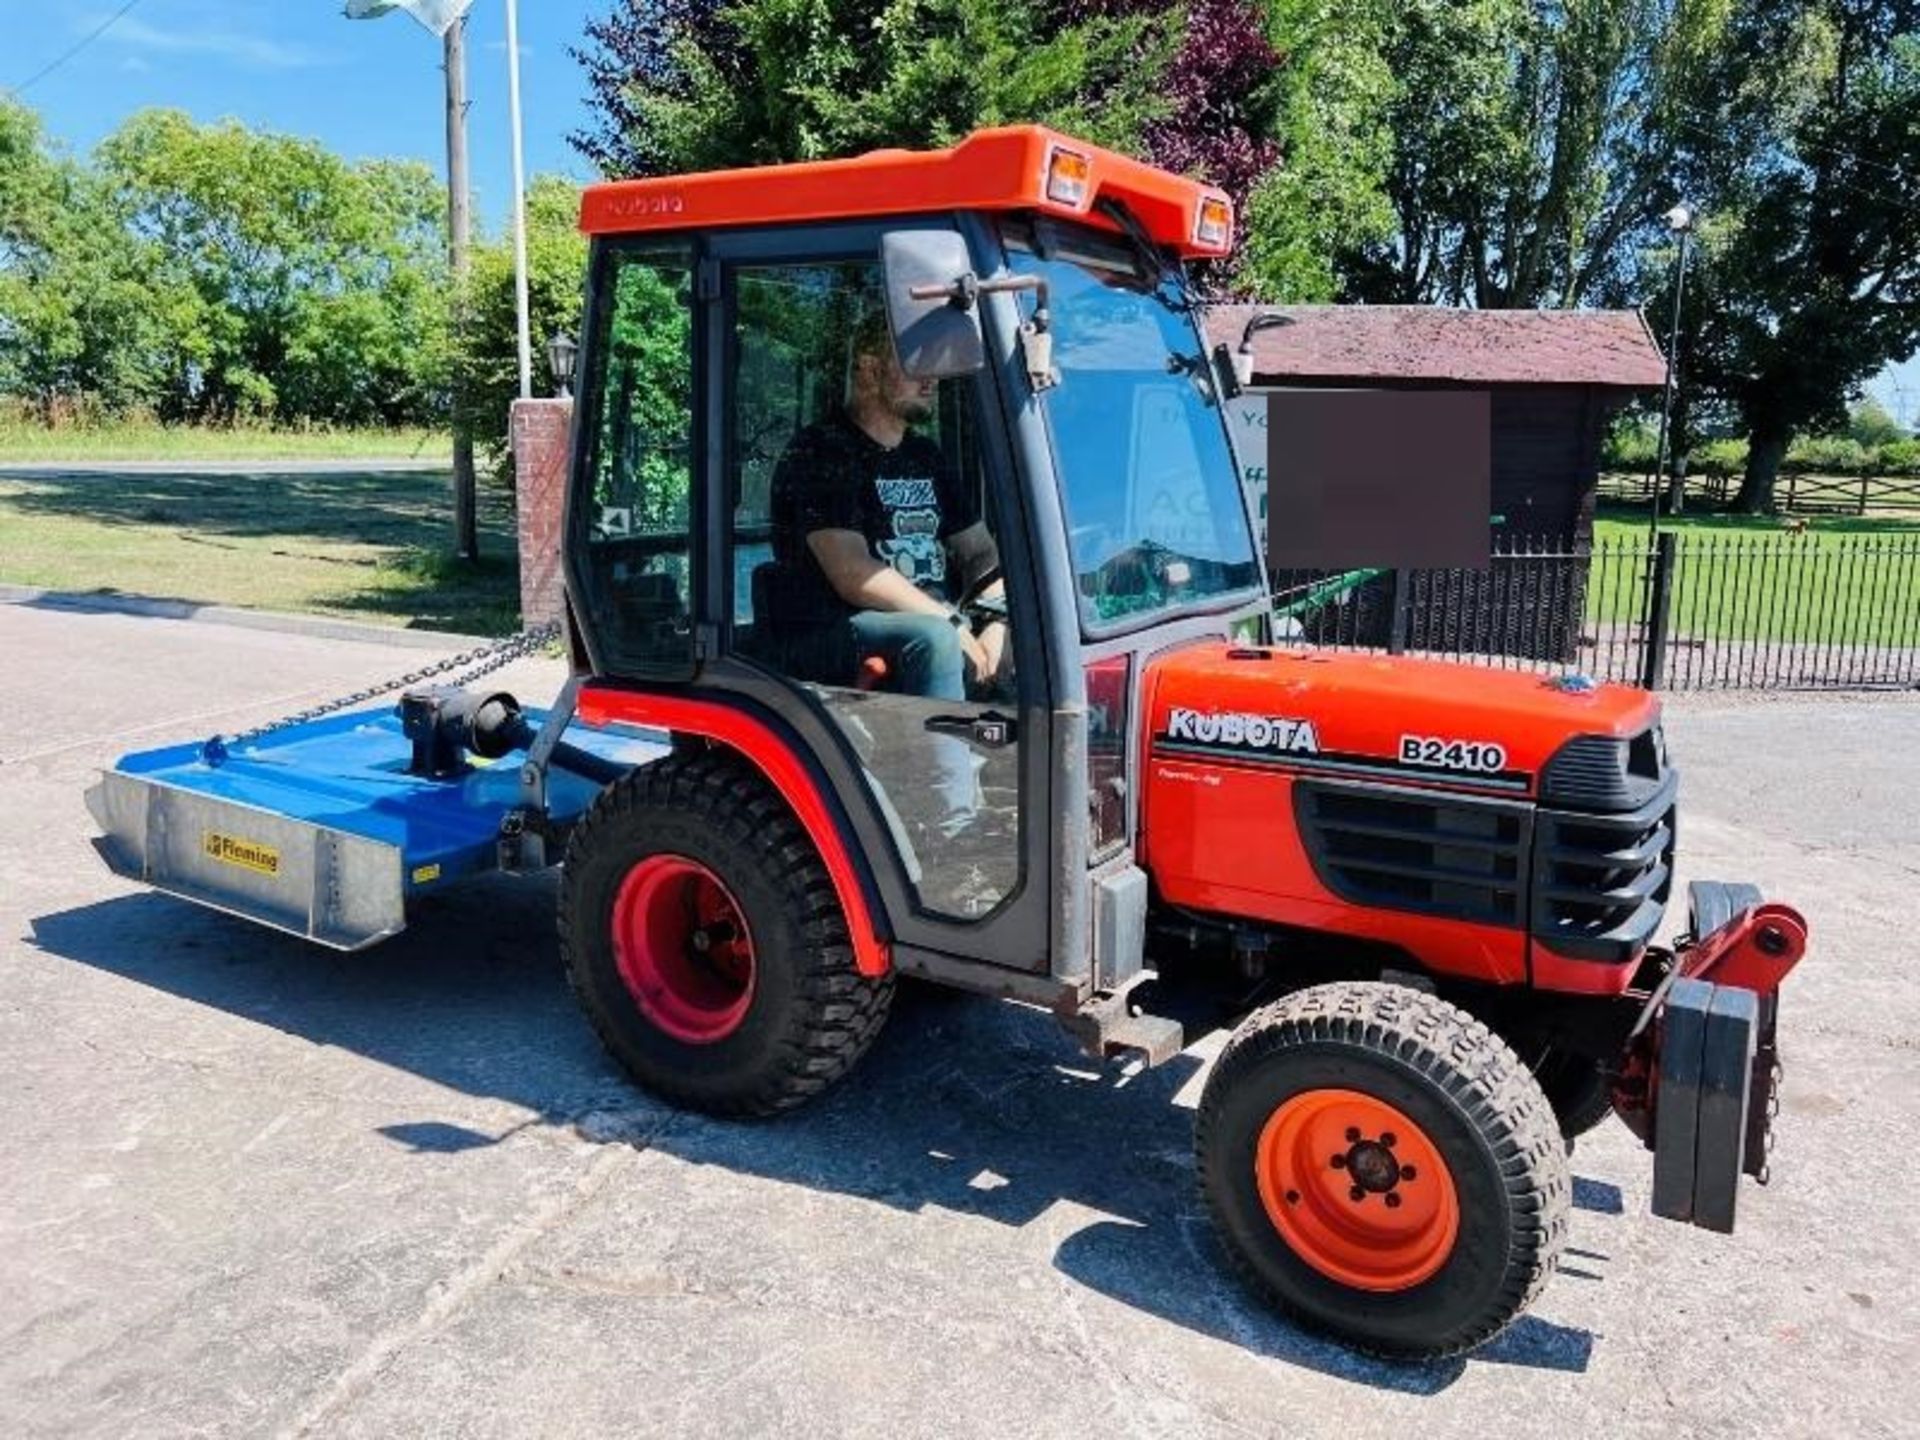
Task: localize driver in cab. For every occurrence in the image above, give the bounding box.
[767,308,1008,704]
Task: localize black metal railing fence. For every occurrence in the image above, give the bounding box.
[1271,531,1920,691]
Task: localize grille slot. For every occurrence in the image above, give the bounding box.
[1294,782,1529,927]
[1531,773,1678,961]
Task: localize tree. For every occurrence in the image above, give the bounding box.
[1235,0,1397,301]
[1342,1,1735,310]
[570,1,1400,302]
[1850,394,1910,445]
[571,1,1170,179]
[0,101,174,420]
[457,176,590,477]
[1052,0,1281,213]
[95,110,449,426]
[1681,5,1920,510]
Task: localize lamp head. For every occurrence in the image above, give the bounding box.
[547,332,579,398]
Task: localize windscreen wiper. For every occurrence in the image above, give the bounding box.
[1094,197,1174,290]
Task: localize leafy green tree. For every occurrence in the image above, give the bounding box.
[96,109,448,426]
[1343,0,1735,309]
[1850,395,1910,446]
[1678,5,1920,510]
[574,0,1170,175]
[457,176,590,478]
[1236,0,1397,301]
[0,101,175,419]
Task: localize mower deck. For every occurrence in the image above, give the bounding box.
[86,705,663,950]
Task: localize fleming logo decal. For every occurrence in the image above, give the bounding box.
[203,831,281,878]
[1165,707,1320,755]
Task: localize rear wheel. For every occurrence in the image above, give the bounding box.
[559,751,893,1117]
[1196,982,1569,1359]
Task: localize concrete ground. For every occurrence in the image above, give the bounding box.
[2,598,1915,1438]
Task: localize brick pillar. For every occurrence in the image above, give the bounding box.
[511,398,573,630]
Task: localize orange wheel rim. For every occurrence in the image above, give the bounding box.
[1254,1088,1460,1292]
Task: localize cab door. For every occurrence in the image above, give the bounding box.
[700,222,1055,974]
[565,238,702,679]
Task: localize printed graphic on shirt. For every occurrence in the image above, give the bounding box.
[874,477,946,589]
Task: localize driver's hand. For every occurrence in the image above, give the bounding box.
[958,626,992,683]
[974,620,1010,684]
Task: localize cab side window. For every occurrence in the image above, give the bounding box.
[572,243,697,676]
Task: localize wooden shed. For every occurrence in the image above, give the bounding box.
[1205,304,1668,546]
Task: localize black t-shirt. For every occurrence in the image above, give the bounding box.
[768,410,975,625]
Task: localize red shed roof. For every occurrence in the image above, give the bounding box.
[1206,304,1667,389]
[580,126,1234,259]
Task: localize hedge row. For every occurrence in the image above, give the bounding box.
[1605,432,1920,478]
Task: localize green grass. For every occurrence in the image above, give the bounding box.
[1586,502,1920,647]
[0,464,518,635]
[0,417,453,463]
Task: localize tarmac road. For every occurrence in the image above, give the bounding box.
[2,597,1915,1438]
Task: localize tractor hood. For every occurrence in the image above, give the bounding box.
[1141,642,1661,796]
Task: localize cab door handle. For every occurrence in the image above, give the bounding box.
[924,712,1017,748]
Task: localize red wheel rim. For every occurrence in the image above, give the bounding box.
[1254,1088,1460,1292]
[611,855,756,1044]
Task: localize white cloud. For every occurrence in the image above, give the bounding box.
[93,14,328,70]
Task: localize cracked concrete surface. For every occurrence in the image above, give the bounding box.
[1,602,1915,1437]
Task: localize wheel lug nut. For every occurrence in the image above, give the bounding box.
[1330,1154,1347,1169]
[1385,1192,1402,1209]
[1349,1186,1366,1202]
[1400,1165,1417,1181]
[1380,1132,1396,1148]
[1285,1190,1300,1205]
[1345,1127,1361,1143]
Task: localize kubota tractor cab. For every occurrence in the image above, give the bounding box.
[89,128,1808,1360]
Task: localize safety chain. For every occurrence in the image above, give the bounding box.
[201,620,563,765]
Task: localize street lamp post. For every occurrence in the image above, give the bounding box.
[505,0,533,401]
[1648,203,1697,544]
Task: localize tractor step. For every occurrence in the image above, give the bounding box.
[1064,987,1186,1067]
[87,702,665,950]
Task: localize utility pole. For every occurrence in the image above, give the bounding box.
[444,17,480,562]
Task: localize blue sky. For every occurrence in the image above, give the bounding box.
[4,1,1916,421]
[5,0,603,233]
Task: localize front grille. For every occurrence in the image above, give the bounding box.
[1531,773,1677,961]
[1293,781,1530,928]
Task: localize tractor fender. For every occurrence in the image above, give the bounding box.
[574,683,892,979]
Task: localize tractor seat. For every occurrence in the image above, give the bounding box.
[748,561,889,691]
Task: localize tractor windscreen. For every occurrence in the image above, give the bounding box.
[1003,221,1262,630]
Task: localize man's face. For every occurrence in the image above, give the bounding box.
[860,340,935,424]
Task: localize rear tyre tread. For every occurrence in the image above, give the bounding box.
[1195,981,1570,1359]
[559,750,893,1118]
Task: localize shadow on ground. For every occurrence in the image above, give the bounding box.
[1,465,522,633]
[30,877,1600,1393]
[0,466,495,547]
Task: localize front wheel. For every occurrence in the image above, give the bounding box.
[1195,982,1570,1359]
[1532,1045,1616,1145]
[559,751,893,1117]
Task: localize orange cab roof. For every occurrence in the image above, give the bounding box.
[578,126,1233,259]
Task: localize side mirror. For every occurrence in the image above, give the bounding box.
[881,229,987,380]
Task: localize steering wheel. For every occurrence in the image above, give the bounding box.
[954,563,1006,628]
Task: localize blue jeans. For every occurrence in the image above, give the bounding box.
[846,609,966,700]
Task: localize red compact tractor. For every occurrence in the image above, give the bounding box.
[91,129,1807,1359]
